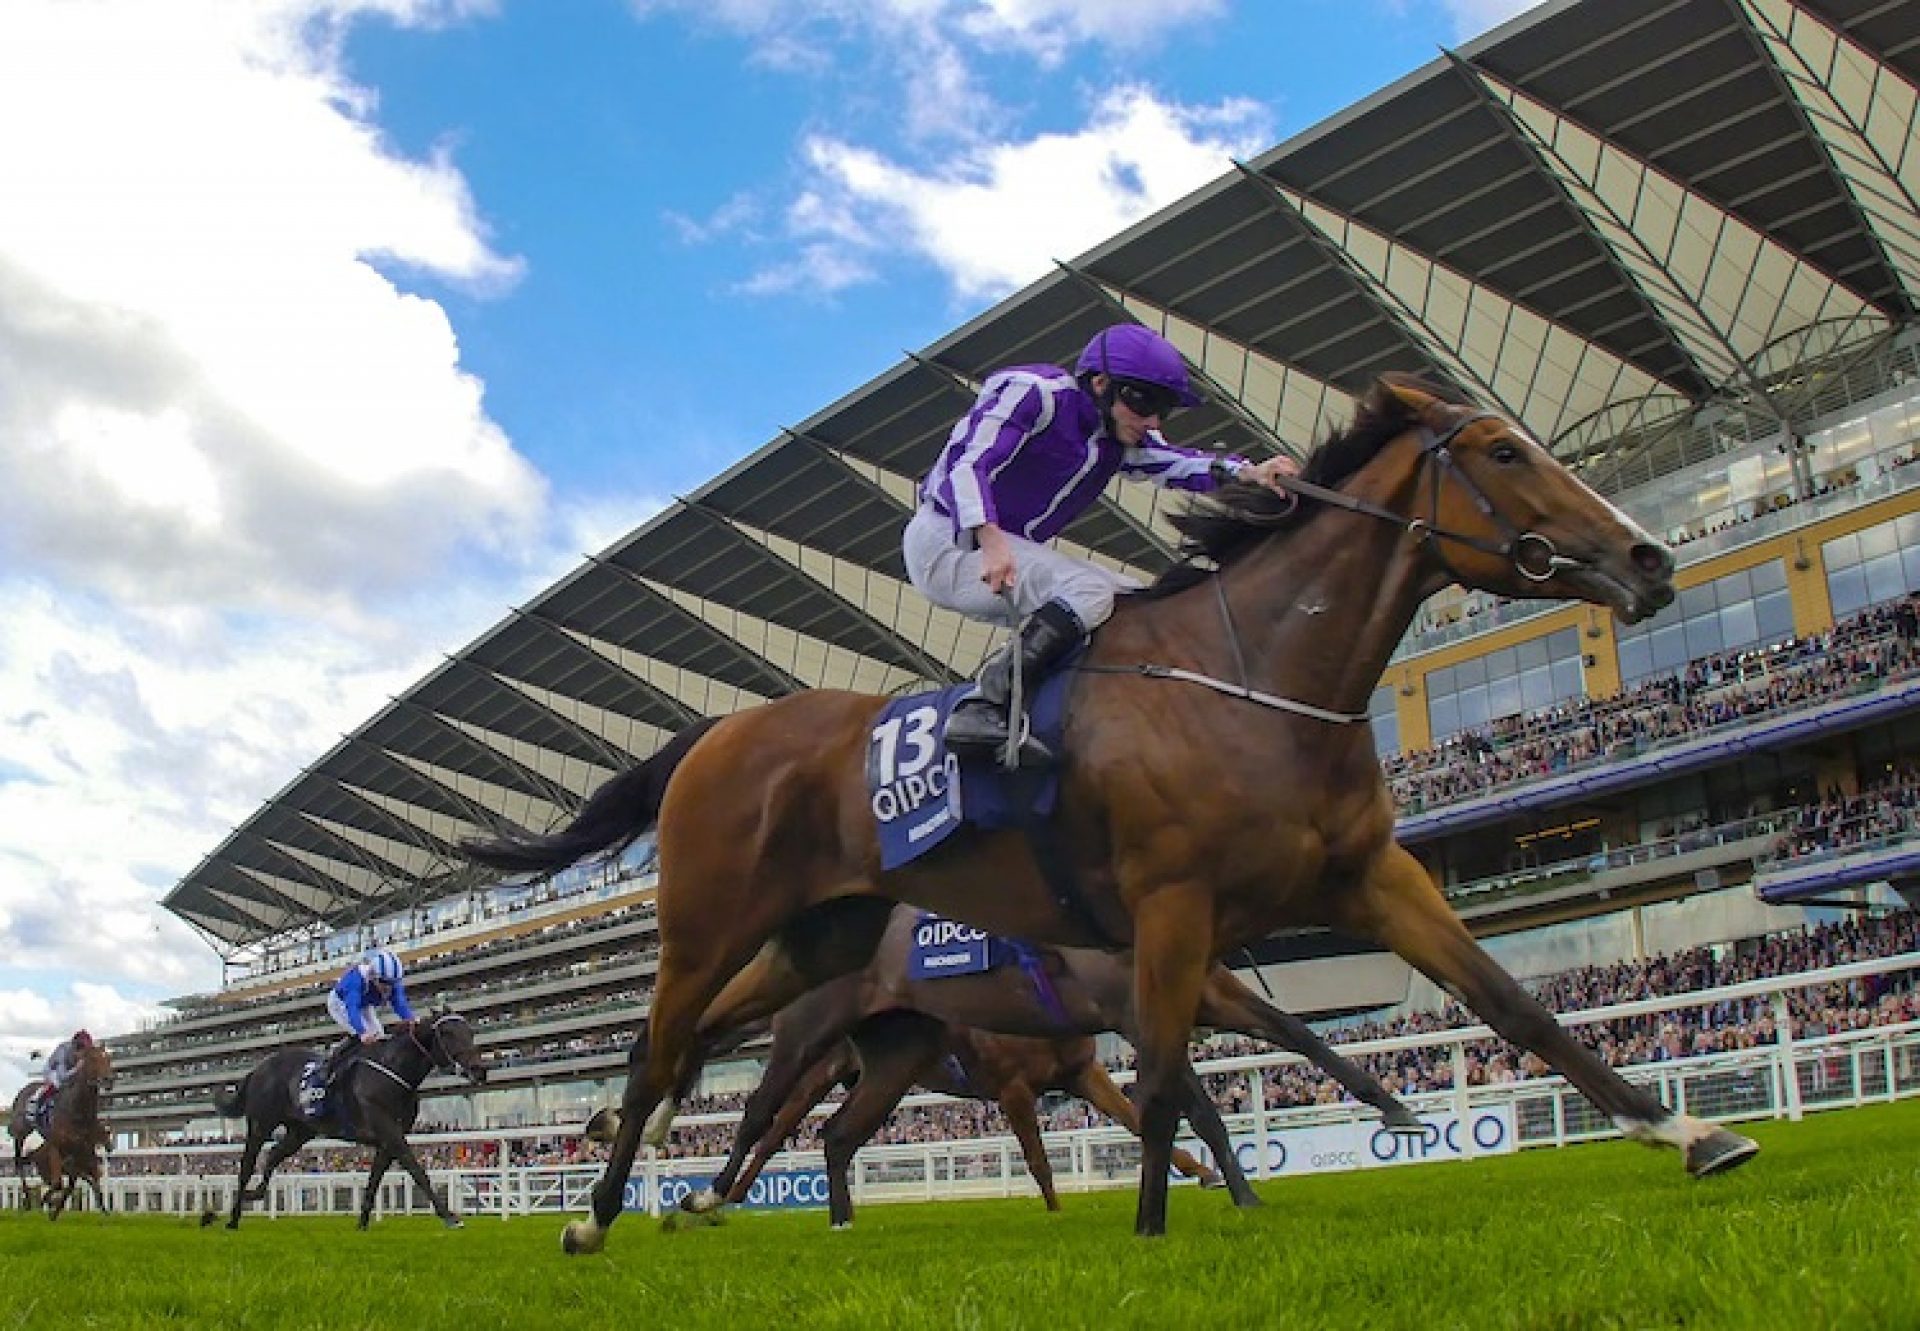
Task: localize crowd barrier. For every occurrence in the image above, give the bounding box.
[12,951,1915,1221]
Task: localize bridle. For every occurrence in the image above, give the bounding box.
[1268,409,1591,586]
[1078,407,1591,726]
[407,1013,474,1079]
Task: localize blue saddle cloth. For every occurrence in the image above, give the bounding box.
[28,1089,54,1136]
[868,658,1078,872]
[296,1058,346,1127]
[905,912,1073,1025]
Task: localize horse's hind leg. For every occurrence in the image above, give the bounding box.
[1198,969,1423,1133]
[816,1033,933,1229]
[226,1124,275,1229]
[357,1148,395,1229]
[247,1126,314,1201]
[567,898,891,1254]
[998,1081,1060,1212]
[1339,846,1758,1176]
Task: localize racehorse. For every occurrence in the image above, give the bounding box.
[465,374,1759,1248]
[686,1009,1224,1227]
[677,904,1421,1217]
[206,1006,485,1230]
[9,1042,114,1221]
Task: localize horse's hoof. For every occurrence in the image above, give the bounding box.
[582,1108,622,1144]
[1383,1111,1426,1136]
[562,1220,604,1255]
[225,1220,239,1231]
[1197,1170,1225,1190]
[443,1216,465,1230]
[1687,1127,1760,1178]
[198,1211,216,1228]
[829,1220,853,1231]
[1231,1189,1264,1210]
[680,1187,722,1214]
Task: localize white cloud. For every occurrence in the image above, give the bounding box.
[0,982,169,1091]
[1434,0,1541,41]
[766,85,1269,301]
[0,1,585,1024]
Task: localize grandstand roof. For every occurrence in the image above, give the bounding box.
[164,0,1920,951]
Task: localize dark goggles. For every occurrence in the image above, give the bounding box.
[1111,377,1184,420]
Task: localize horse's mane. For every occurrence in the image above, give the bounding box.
[1136,372,1473,600]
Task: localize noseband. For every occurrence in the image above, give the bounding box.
[1271,409,1589,585]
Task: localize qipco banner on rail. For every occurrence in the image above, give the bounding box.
[623,1168,833,1213]
[1190,1106,1517,1180]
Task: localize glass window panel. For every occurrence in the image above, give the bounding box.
[1756,590,1797,643]
[1864,552,1908,606]
[1368,686,1396,721]
[1371,714,1399,759]
[1518,664,1553,710]
[1827,565,1866,619]
[1548,628,1578,660]
[1427,664,1455,696]
[1749,560,1786,594]
[1685,614,1725,660]
[1515,636,1548,671]
[1680,582,1718,618]
[1719,598,1757,649]
[1551,657,1583,700]
[1488,673,1523,720]
[1619,635,1652,683]
[1716,568,1751,601]
[1858,522,1900,561]
[1823,533,1861,571]
[1429,694,1460,739]
[1458,687,1491,732]
[1454,655,1487,688]
[1649,623,1689,672]
[1485,646,1518,681]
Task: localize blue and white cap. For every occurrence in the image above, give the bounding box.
[365,949,404,983]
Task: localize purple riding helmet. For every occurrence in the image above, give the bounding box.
[1074,324,1203,409]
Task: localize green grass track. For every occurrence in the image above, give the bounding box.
[6,1099,1916,1331]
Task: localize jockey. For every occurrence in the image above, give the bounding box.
[36,1029,93,1106]
[321,949,415,1084]
[904,323,1300,764]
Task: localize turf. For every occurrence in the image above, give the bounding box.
[5,1100,1915,1331]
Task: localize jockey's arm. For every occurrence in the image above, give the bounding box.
[388,977,416,1023]
[336,967,370,1035]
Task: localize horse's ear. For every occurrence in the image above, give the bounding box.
[1376,373,1443,422]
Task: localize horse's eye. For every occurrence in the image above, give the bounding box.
[1491,443,1522,465]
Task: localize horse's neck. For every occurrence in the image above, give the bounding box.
[378,1038,432,1088]
[1141,498,1433,721]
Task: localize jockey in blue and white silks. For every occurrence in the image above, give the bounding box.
[904,323,1300,764]
[321,949,414,1084]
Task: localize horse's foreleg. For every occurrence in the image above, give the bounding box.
[1340,847,1758,1176]
[998,1081,1060,1212]
[357,1148,395,1230]
[716,1047,851,1209]
[1127,884,1215,1238]
[694,1018,863,1211]
[815,1043,928,1229]
[383,1136,461,1229]
[1199,970,1423,1133]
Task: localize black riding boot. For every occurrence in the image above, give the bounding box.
[321,1035,358,1087]
[946,600,1086,767]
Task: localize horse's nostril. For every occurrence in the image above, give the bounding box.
[1631,542,1675,581]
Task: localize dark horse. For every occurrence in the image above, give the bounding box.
[466,375,1758,1248]
[9,1042,114,1220]
[707,1011,1222,1226]
[206,1007,486,1230]
[675,903,1420,1218]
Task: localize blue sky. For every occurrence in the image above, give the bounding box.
[0,0,1530,1081]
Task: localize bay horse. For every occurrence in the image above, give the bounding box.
[205,1007,485,1230]
[676,903,1420,1217]
[466,374,1758,1247]
[9,1042,114,1220]
[697,1009,1224,1227]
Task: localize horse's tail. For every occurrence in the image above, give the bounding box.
[460,716,722,872]
[212,1074,250,1118]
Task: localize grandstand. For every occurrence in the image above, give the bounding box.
[102,0,1920,1163]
